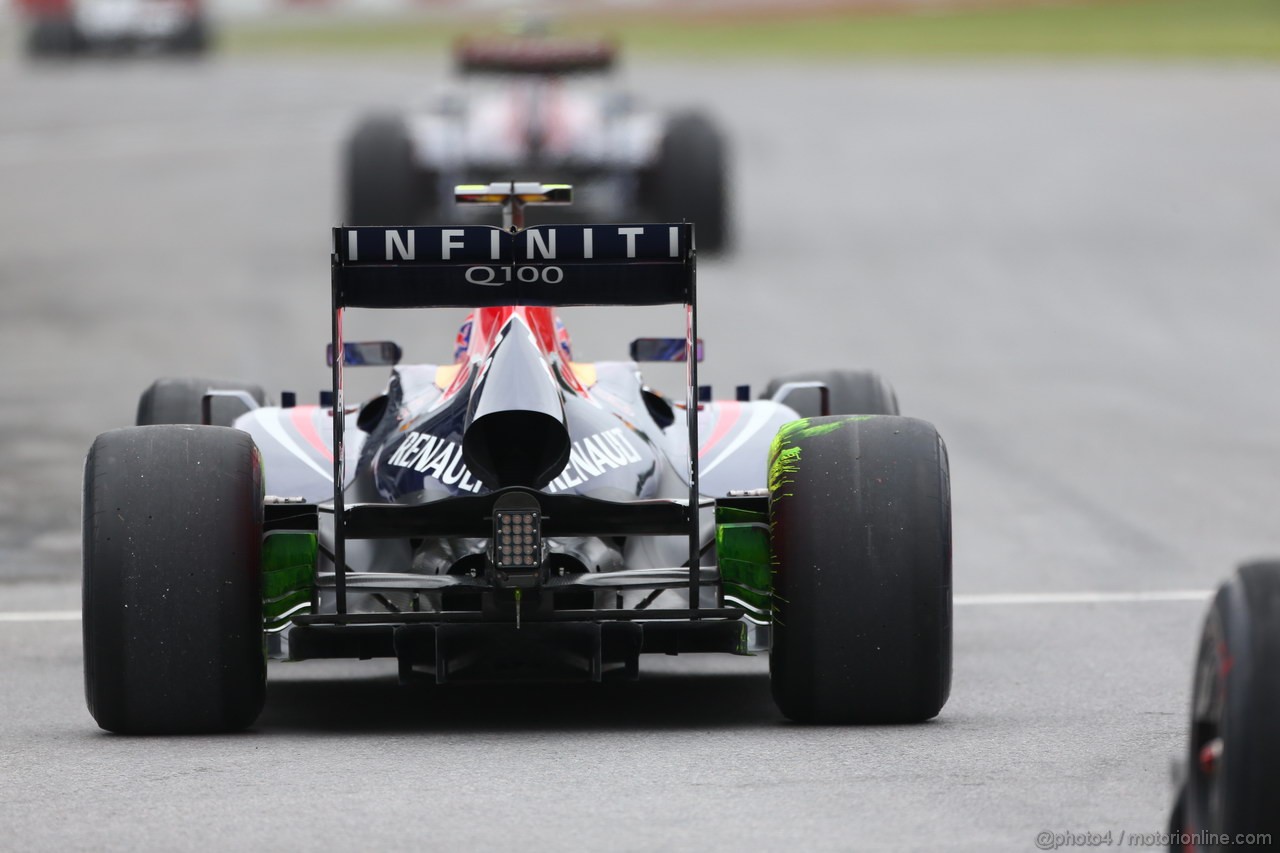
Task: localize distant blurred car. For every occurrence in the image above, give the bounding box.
[1167,561,1280,851]
[343,35,731,253]
[19,0,211,58]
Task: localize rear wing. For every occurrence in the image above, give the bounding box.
[454,37,617,76]
[326,219,701,616]
[332,223,693,309]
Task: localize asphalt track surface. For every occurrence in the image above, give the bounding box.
[2,52,1279,852]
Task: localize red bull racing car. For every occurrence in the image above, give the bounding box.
[82,184,950,733]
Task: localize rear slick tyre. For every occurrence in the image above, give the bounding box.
[136,377,265,426]
[768,415,952,723]
[343,114,427,226]
[652,111,729,254]
[83,425,265,734]
[26,17,82,59]
[167,16,211,55]
[764,369,899,418]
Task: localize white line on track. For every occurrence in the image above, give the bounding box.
[955,590,1211,606]
[0,591,1214,623]
[0,611,82,623]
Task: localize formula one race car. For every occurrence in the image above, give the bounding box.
[19,0,210,58]
[343,35,731,253]
[81,184,948,734]
[1167,562,1280,851]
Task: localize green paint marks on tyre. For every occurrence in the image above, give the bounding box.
[767,421,806,496]
[774,415,874,450]
[769,417,872,495]
[767,415,877,628]
[261,532,317,630]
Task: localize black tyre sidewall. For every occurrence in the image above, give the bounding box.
[1185,562,1280,848]
[769,415,952,723]
[83,425,265,734]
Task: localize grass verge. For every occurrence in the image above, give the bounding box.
[224,0,1280,61]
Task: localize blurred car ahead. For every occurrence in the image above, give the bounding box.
[19,0,210,59]
[344,35,732,254]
